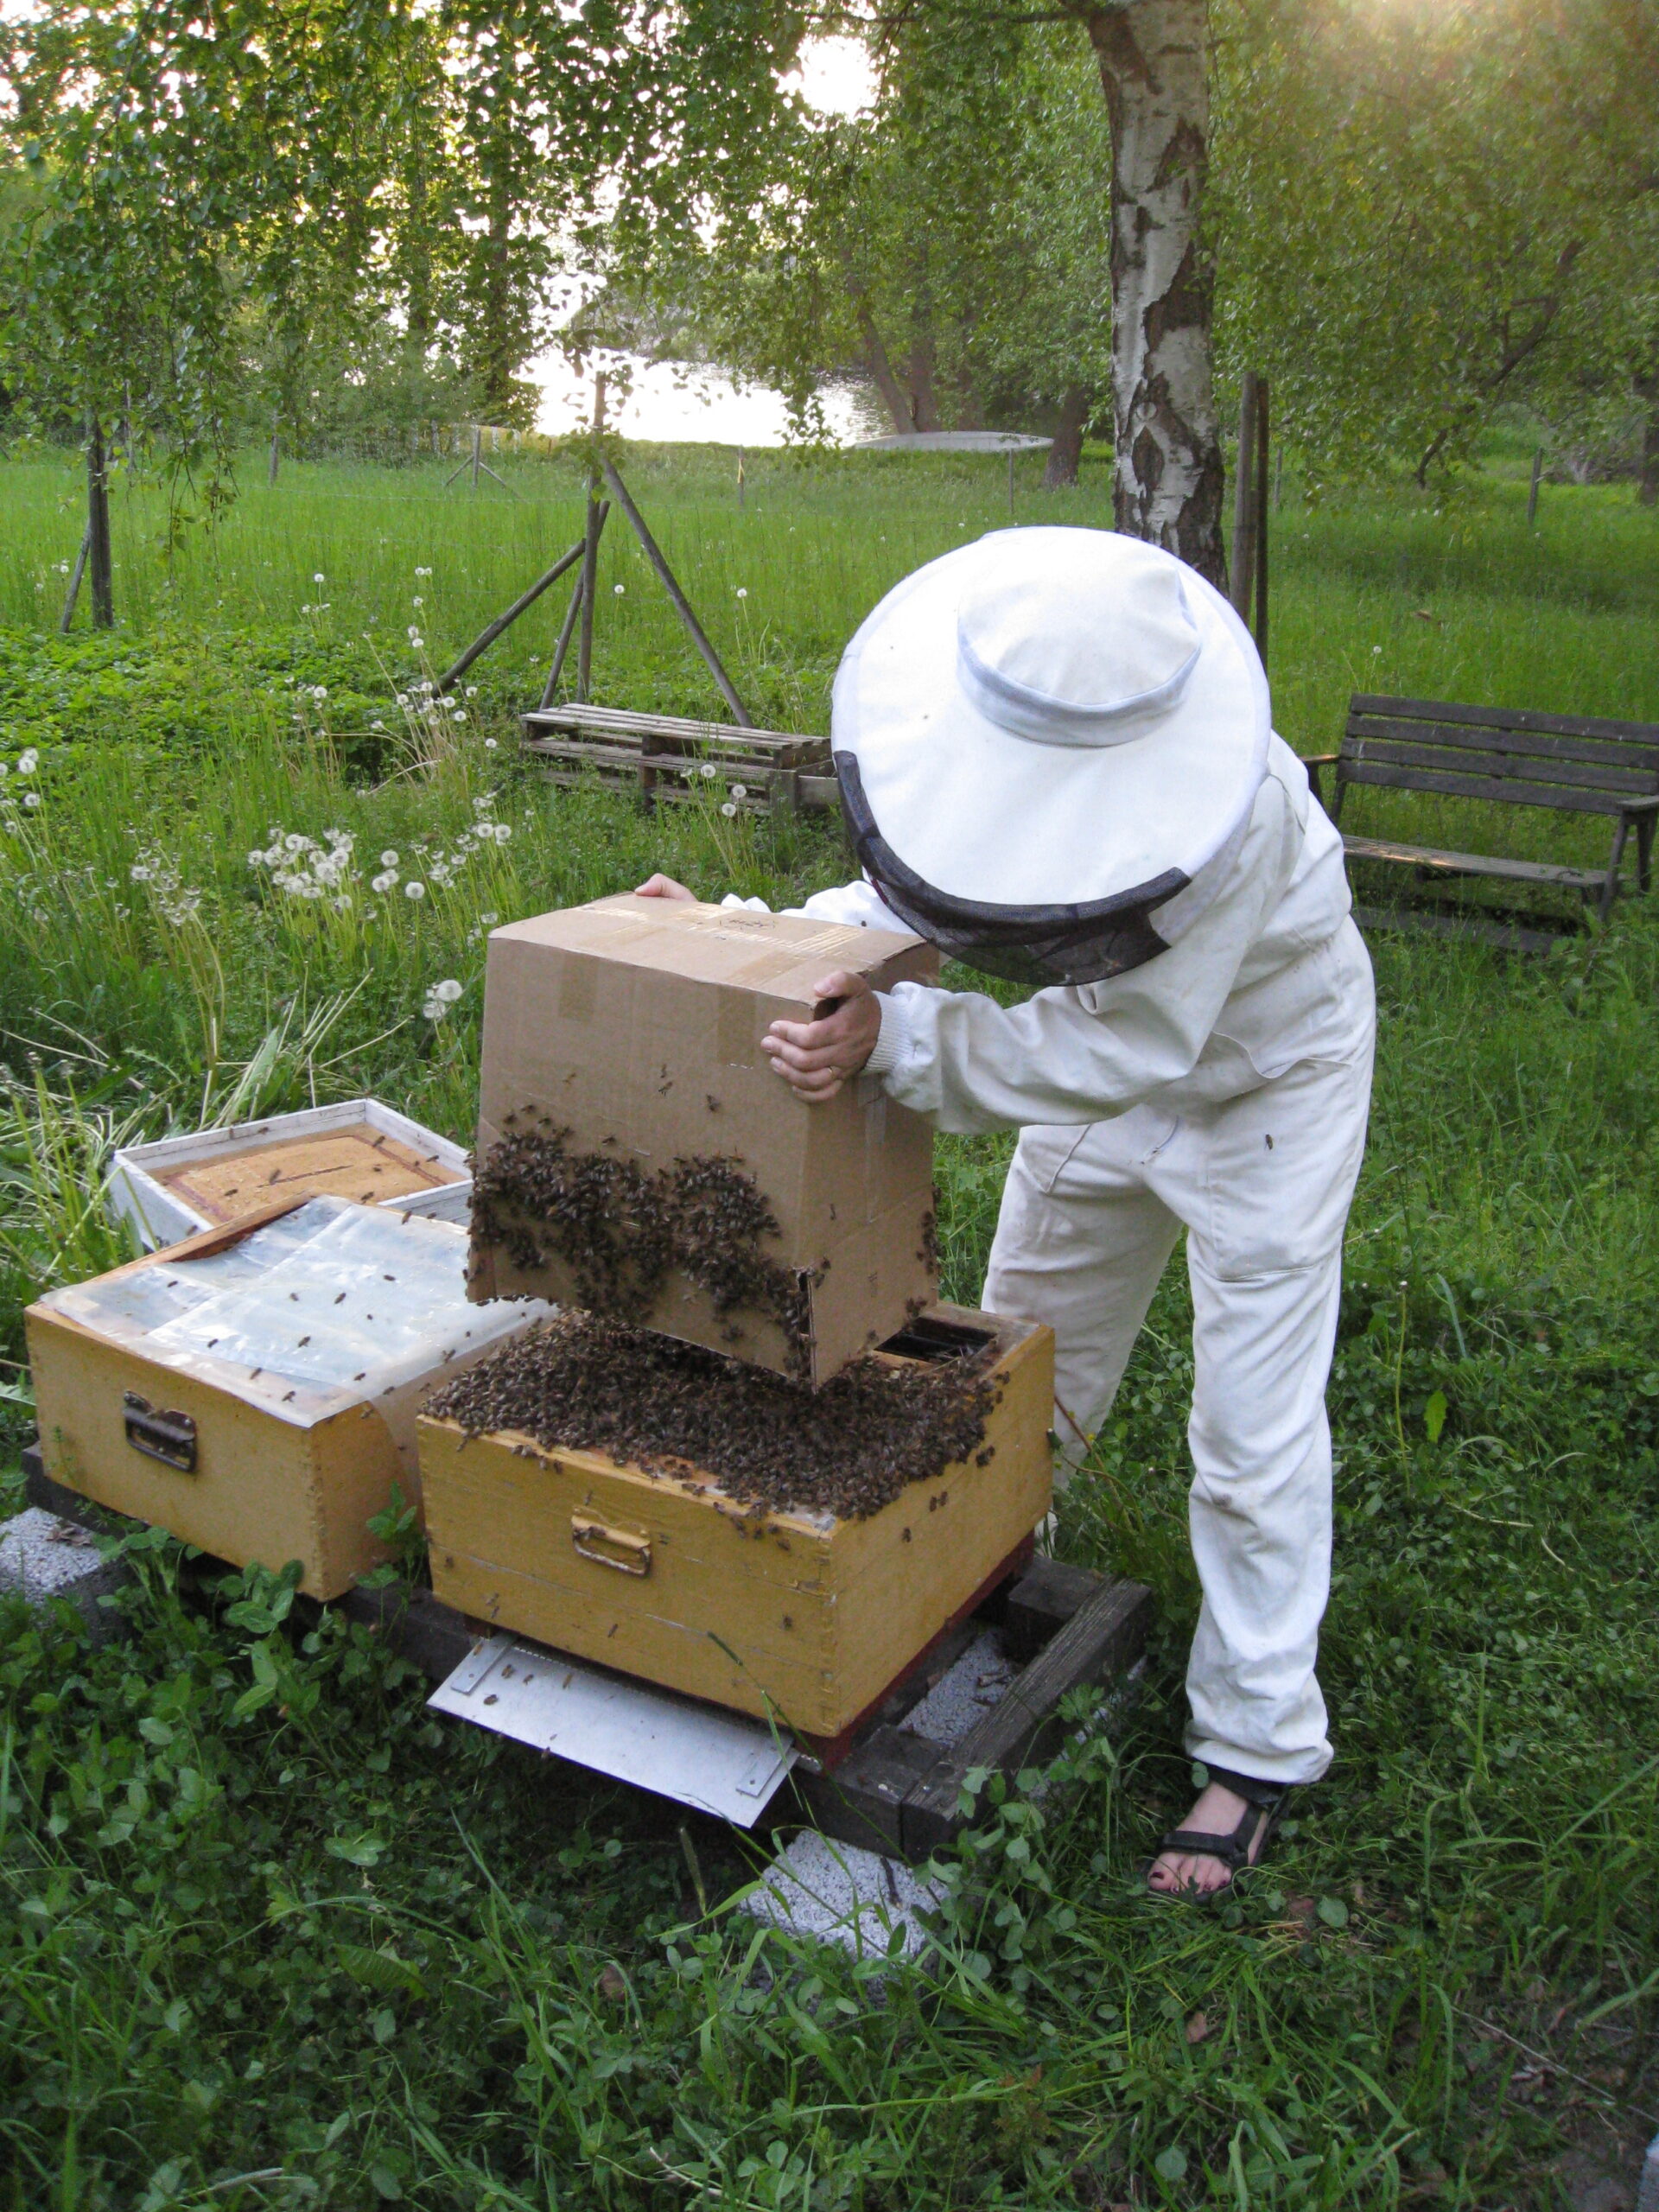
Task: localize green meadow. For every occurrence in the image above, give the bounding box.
[2,440,1656,2209]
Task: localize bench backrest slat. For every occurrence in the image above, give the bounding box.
[1346,712,1659,775]
[1340,761,1643,817]
[1348,695,1659,747]
[1347,737,1657,800]
[1338,695,1659,820]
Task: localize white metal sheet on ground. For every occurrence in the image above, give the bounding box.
[429,1634,798,1825]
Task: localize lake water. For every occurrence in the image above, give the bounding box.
[531,349,875,449]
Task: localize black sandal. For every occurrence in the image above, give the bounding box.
[1147,1764,1293,1896]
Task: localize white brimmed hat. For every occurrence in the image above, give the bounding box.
[831,527,1270,984]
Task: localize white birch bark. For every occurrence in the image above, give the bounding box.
[1084,0,1226,587]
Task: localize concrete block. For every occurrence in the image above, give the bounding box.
[742,1829,947,1967]
[0,1507,130,1640]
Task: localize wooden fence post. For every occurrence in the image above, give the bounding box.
[1254,378,1270,669]
[87,418,114,630]
[1230,372,1259,633]
[576,374,607,702]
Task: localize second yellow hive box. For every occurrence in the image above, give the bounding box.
[417,1306,1054,1740]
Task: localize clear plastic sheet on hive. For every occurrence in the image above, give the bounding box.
[37,1196,548,1478]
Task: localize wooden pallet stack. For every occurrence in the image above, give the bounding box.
[521,703,841,813]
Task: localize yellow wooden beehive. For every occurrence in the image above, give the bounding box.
[416,1306,1054,1739]
[26,1196,543,1599]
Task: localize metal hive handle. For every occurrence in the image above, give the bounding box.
[123,1389,198,1473]
[570,1515,652,1576]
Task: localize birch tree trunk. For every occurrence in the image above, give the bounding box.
[1083,0,1225,588]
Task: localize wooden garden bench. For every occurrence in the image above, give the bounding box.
[1305,695,1659,950]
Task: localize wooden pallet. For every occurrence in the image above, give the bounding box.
[22,1446,1150,1863]
[522,703,840,813]
[791,1556,1151,1860]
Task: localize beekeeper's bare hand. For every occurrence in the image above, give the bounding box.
[634,873,696,901]
[763,970,881,1102]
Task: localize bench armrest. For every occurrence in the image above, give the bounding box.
[1618,794,1659,815]
[1300,753,1341,810]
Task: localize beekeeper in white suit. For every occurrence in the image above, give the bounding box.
[639,526,1374,1897]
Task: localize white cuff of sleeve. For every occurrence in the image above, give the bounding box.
[720,893,771,912]
[861,992,909,1078]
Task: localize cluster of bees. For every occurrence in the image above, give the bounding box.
[425,1310,1001,1523]
[468,1124,817,1370]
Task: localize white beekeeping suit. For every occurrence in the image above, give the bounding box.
[721,527,1375,1795]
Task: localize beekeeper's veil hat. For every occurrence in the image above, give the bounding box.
[831,526,1270,986]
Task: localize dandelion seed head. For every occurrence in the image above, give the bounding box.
[405,880,426,900]
[735,587,748,600]
[380,850,399,868]
[730,785,747,801]
[720,801,737,818]
[23,791,42,810]
[434,978,463,1003]
[700,763,717,781]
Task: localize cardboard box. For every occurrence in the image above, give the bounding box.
[27,1196,546,1599]
[418,1306,1054,1738]
[111,1099,469,1250]
[469,895,939,1383]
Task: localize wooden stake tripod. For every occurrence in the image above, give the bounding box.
[435,376,753,727]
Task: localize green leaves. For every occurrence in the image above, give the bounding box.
[336,1942,424,1999]
[230,1639,281,1723]
[326,1830,390,1870]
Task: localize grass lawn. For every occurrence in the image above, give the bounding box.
[1,440,1656,2209]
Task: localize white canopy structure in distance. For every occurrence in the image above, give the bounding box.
[850,432,1052,453]
[850,429,1054,515]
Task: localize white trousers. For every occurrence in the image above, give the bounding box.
[982,1036,1374,1785]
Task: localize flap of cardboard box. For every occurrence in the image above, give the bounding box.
[491,895,930,1008]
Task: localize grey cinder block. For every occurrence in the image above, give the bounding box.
[0,1507,130,1641]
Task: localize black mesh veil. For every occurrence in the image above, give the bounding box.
[835,753,1186,988]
